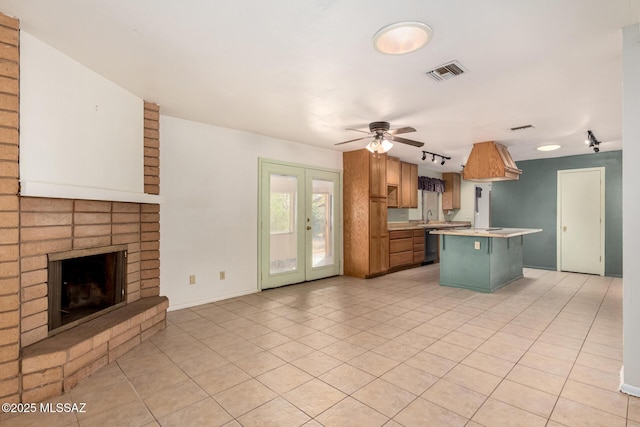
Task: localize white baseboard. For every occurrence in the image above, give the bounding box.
[620,366,640,397]
[167,289,258,311]
[621,382,640,397]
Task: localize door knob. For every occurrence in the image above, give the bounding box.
[562,226,567,231]
[306,226,312,230]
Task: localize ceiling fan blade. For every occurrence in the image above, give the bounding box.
[345,127,372,135]
[387,126,416,135]
[335,136,370,145]
[390,135,425,148]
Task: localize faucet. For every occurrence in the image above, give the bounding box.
[426,210,433,223]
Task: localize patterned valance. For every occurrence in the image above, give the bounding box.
[418,176,445,193]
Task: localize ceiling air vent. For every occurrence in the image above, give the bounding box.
[426,61,467,82]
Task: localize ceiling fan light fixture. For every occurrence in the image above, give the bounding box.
[365,138,393,154]
[373,21,432,55]
[381,138,393,152]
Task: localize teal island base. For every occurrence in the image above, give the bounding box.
[431,228,542,293]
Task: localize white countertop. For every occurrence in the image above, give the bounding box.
[387,222,471,231]
[429,227,543,238]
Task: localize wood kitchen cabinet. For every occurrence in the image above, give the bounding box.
[442,172,461,210]
[386,156,400,208]
[410,163,418,208]
[413,229,425,263]
[389,230,413,268]
[399,161,418,209]
[344,149,389,278]
[389,228,425,270]
[387,156,400,185]
[386,158,418,209]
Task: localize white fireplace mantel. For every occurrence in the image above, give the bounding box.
[20,181,163,204]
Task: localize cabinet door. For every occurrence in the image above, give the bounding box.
[400,162,411,208]
[387,157,400,185]
[409,163,418,208]
[370,154,387,198]
[369,197,388,274]
[442,173,461,210]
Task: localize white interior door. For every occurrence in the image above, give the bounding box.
[259,160,341,289]
[557,168,605,275]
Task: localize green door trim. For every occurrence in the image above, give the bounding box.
[258,158,343,290]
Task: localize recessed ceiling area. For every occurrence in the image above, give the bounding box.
[0,0,635,169]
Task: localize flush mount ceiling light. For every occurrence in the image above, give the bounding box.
[373,21,433,55]
[536,144,561,152]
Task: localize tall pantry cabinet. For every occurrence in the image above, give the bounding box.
[343,149,389,278]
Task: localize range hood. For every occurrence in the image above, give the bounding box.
[463,141,522,181]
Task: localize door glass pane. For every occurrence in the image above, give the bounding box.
[311,179,334,268]
[270,174,298,274]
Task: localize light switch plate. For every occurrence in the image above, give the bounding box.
[189,275,196,285]
[474,241,481,250]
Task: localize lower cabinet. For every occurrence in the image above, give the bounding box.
[389,229,425,270]
[413,229,425,263]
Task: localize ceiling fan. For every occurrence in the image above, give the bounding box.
[335,121,425,153]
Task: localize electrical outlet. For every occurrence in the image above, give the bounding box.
[189,275,196,285]
[220,271,225,280]
[474,241,481,250]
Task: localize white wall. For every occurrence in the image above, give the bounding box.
[19,31,144,199]
[159,116,342,309]
[622,23,640,396]
[444,178,476,225]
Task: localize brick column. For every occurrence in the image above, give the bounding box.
[143,102,160,195]
[141,101,160,299]
[0,12,20,404]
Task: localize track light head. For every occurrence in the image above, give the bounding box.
[586,130,601,153]
[421,150,451,165]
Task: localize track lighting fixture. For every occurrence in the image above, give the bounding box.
[585,130,600,153]
[421,150,450,166]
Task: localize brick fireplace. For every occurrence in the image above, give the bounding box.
[0,14,168,403]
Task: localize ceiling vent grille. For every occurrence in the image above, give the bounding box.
[426,61,467,82]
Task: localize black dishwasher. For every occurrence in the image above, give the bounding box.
[424,229,439,264]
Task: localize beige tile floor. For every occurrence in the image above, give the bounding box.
[3,265,639,426]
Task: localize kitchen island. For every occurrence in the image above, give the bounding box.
[429,228,542,293]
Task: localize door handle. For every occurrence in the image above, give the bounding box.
[306,226,311,230]
[562,226,567,232]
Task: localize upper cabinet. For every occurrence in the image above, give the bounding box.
[399,161,418,209]
[387,157,418,209]
[370,153,387,198]
[386,157,400,208]
[387,157,400,185]
[442,172,461,210]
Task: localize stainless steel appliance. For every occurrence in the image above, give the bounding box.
[424,229,438,264]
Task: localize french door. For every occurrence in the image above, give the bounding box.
[259,160,341,289]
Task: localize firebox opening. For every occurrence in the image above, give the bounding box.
[48,245,127,334]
